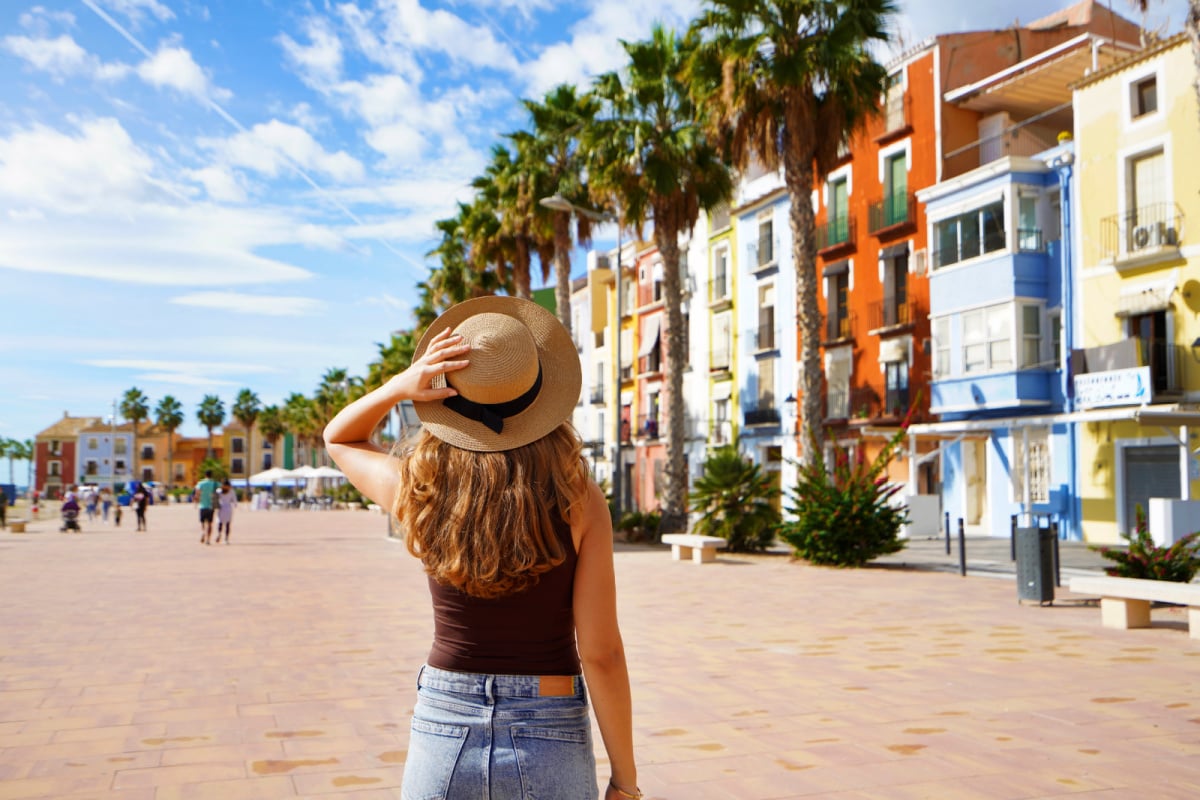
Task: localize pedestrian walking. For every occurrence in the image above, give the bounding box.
[132,484,150,531]
[0,486,7,529]
[100,487,113,523]
[85,488,98,522]
[193,470,219,544]
[325,296,639,800]
[216,480,236,544]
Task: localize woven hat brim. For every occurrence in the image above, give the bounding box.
[412,296,582,452]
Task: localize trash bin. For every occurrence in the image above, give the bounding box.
[1015,526,1055,604]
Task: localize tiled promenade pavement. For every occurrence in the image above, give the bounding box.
[2,505,1199,799]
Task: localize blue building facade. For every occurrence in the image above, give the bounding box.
[913,146,1080,539]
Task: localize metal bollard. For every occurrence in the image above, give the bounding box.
[945,511,951,556]
[1010,514,1017,561]
[1051,520,1061,588]
[958,518,966,577]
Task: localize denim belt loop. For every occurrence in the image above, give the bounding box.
[484,674,496,704]
[415,664,426,692]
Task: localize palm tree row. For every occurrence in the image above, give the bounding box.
[400,0,897,532]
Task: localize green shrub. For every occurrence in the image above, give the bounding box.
[617,510,661,543]
[1091,505,1200,582]
[778,429,908,567]
[330,482,369,508]
[197,457,228,482]
[688,446,780,553]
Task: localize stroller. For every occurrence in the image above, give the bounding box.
[61,498,81,532]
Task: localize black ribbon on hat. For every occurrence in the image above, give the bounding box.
[442,364,543,434]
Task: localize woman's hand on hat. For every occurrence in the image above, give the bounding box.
[387,328,470,402]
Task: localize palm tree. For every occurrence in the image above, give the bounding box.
[283,393,317,468]
[689,446,781,552]
[426,209,509,310]
[1,438,14,485]
[232,389,262,494]
[14,439,33,490]
[154,396,184,490]
[588,24,734,533]
[689,0,896,461]
[524,83,600,334]
[197,394,226,460]
[257,405,286,469]
[120,387,150,482]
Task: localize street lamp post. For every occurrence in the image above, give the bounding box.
[539,194,623,513]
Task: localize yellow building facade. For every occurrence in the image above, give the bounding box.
[706,204,738,448]
[1074,34,1200,544]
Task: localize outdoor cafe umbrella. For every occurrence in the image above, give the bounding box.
[310,466,345,479]
[248,467,297,485]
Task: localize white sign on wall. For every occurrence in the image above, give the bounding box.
[1074,367,1151,409]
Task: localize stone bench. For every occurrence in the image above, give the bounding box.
[1069,575,1200,639]
[8,519,28,533]
[661,533,727,564]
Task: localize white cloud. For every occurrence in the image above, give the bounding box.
[93,0,175,25]
[85,358,281,374]
[278,16,344,87]
[204,120,365,183]
[2,34,131,81]
[136,44,231,102]
[185,165,247,203]
[170,292,325,316]
[19,6,78,33]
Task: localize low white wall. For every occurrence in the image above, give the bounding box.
[1147,498,1200,547]
[902,494,941,539]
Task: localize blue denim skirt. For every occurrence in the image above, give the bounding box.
[402,665,599,800]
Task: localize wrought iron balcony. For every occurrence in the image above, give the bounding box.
[849,385,881,421]
[884,386,910,418]
[589,387,605,406]
[816,215,856,251]
[824,312,856,343]
[637,414,660,439]
[743,406,781,426]
[638,349,662,376]
[1017,227,1044,252]
[867,194,915,234]
[869,296,916,330]
[1101,202,1184,264]
[756,323,776,351]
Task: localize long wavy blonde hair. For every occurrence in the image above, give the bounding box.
[393,423,591,599]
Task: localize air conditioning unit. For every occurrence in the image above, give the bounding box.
[1131,222,1180,251]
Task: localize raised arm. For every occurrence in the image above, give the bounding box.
[323,329,470,509]
[572,482,639,800]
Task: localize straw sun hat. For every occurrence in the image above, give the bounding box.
[412,295,582,452]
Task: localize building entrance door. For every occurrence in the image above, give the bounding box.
[963,439,987,526]
[1123,445,1179,532]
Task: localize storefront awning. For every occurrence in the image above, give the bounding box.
[1114,284,1175,317]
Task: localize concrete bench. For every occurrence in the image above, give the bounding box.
[661,534,727,564]
[1069,576,1200,639]
[8,519,28,533]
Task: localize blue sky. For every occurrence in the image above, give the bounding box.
[0,0,1190,469]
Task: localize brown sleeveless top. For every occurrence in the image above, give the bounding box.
[425,511,581,675]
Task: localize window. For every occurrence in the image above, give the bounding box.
[1018,195,1041,251]
[85,460,98,476]
[263,439,273,450]
[1020,305,1042,369]
[712,248,730,300]
[1049,310,1062,369]
[232,437,245,454]
[933,201,1006,268]
[174,464,186,481]
[1132,75,1158,119]
[757,217,774,267]
[827,178,850,246]
[141,445,155,460]
[711,313,732,371]
[757,358,776,409]
[619,328,633,380]
[88,437,98,450]
[711,204,730,231]
[1130,149,1166,223]
[115,459,126,474]
[933,317,951,378]
[758,284,775,350]
[712,398,731,444]
[1012,427,1050,504]
[876,152,908,228]
[827,272,850,339]
[652,262,664,302]
[114,438,127,455]
[49,461,61,477]
[884,73,905,131]
[882,251,909,326]
[262,453,273,470]
[232,458,244,474]
[826,350,852,419]
[962,305,1012,374]
[141,466,154,481]
[885,361,909,417]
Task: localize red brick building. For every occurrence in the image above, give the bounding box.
[34,413,102,499]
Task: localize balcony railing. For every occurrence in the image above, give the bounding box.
[744,406,781,426]
[620,364,633,382]
[869,296,916,330]
[1017,228,1044,252]
[141,448,154,460]
[824,312,856,343]
[1101,202,1184,263]
[849,386,881,420]
[710,419,733,446]
[867,194,915,234]
[589,387,605,406]
[885,386,910,418]
[756,323,776,351]
[709,277,732,304]
[638,350,662,375]
[816,215,856,251]
[932,229,1007,269]
[637,414,660,439]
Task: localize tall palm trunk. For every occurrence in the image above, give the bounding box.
[245,425,253,498]
[1190,1,1200,130]
[166,431,174,490]
[655,221,689,533]
[131,424,139,483]
[782,135,822,464]
[552,211,573,334]
[514,237,532,300]
[206,429,213,460]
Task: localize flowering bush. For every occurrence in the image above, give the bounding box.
[778,428,908,567]
[1091,505,1200,582]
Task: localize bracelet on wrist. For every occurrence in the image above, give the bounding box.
[609,778,643,799]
